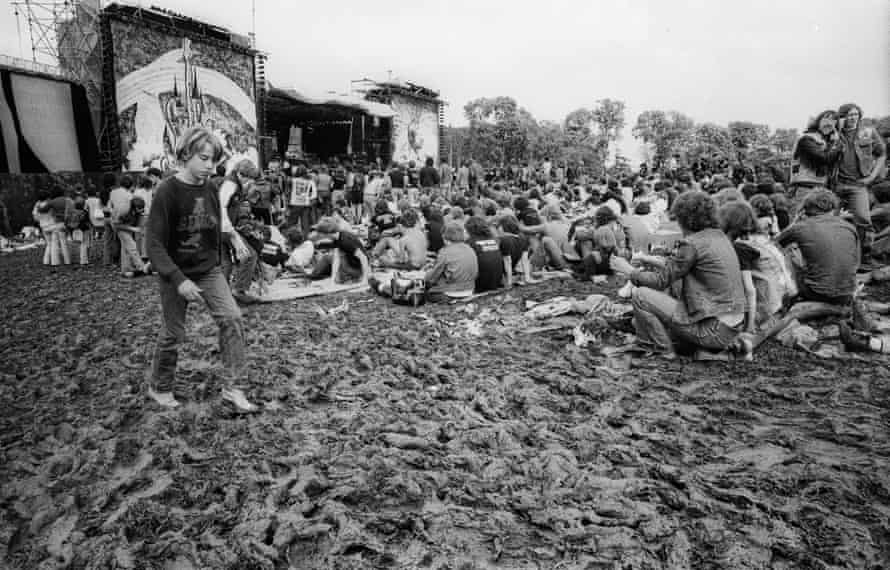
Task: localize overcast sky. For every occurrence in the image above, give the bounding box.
[2,0,888,159]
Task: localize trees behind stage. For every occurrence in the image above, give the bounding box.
[443,97,626,172]
[443,97,890,176]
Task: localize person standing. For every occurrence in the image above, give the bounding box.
[100,172,120,266]
[110,175,149,277]
[439,159,454,199]
[836,103,886,266]
[145,126,257,412]
[789,110,842,215]
[419,157,440,191]
[316,165,333,217]
[289,165,317,233]
[219,159,261,304]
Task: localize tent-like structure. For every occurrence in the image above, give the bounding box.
[265,84,395,164]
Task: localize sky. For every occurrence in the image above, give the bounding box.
[1,0,888,161]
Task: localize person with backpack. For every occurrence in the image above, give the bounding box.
[219,159,261,305]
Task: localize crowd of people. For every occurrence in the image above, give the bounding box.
[25,102,890,410]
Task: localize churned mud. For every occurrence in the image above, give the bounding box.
[2,249,889,569]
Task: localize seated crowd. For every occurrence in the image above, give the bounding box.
[28,103,889,362]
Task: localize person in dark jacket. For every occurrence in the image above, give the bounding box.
[610,191,750,358]
[419,157,440,189]
[789,110,842,215]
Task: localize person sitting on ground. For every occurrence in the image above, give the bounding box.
[610,191,751,359]
[494,214,533,288]
[623,202,654,251]
[423,222,478,301]
[776,189,859,306]
[310,216,370,285]
[465,215,505,292]
[369,199,398,244]
[372,208,429,269]
[426,207,446,253]
[260,226,289,268]
[770,193,792,231]
[284,228,315,272]
[720,200,797,332]
[748,194,779,238]
[572,206,629,279]
[519,205,570,270]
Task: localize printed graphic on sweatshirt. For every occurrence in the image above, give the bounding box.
[176,197,218,252]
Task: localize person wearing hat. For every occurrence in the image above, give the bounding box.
[789,110,842,215]
[310,216,370,285]
[836,103,886,266]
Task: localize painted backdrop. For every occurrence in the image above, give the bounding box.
[390,95,439,165]
[110,19,257,172]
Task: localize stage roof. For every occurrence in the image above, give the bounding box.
[266,85,396,120]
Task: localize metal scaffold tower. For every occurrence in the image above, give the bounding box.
[10,0,101,85]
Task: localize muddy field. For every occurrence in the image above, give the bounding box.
[1,248,890,569]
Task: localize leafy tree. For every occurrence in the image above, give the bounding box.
[728,121,771,151]
[632,110,694,165]
[591,98,626,153]
[768,128,799,155]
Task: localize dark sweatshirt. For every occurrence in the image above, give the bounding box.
[146,176,222,287]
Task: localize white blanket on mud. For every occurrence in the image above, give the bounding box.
[258,278,369,302]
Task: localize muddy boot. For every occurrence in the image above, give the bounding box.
[839,321,871,353]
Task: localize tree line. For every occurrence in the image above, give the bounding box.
[443,96,890,175]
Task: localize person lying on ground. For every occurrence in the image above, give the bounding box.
[310,216,370,285]
[494,214,534,288]
[609,191,751,359]
[466,215,505,293]
[776,189,859,306]
[372,208,429,269]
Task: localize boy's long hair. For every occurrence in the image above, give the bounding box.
[175,126,224,164]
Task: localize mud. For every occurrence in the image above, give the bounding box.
[2,248,889,569]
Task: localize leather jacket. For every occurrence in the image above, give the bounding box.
[631,228,747,324]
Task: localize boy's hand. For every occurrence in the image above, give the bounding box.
[177,279,203,302]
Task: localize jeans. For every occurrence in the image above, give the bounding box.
[632,287,739,353]
[44,227,71,265]
[149,267,246,392]
[102,223,119,266]
[836,183,873,254]
[118,230,146,273]
[79,229,91,265]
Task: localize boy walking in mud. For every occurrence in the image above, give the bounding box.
[145,126,257,412]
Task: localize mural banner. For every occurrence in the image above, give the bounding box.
[110,19,257,172]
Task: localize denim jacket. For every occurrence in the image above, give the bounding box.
[631,228,747,324]
[839,126,886,180]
